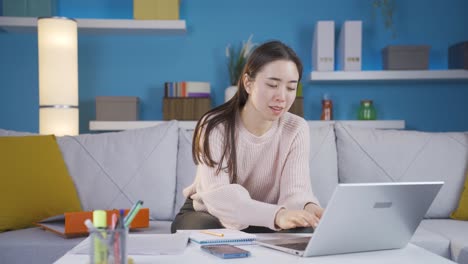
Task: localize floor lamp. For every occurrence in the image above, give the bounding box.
[38,17,78,136]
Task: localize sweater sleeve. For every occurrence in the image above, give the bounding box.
[188,125,283,230]
[277,120,320,210]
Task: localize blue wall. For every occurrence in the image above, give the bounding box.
[1,0,467,133]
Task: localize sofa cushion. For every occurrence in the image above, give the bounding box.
[307,122,338,207]
[451,170,468,220]
[56,121,178,221]
[174,128,197,217]
[411,224,451,259]
[0,135,82,232]
[420,219,468,263]
[335,123,468,218]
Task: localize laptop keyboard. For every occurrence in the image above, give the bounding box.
[277,242,308,251]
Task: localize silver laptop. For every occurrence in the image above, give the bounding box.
[257,182,443,257]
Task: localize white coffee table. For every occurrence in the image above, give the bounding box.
[54,242,455,264]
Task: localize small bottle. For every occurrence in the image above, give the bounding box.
[321,94,333,120]
[358,100,377,120]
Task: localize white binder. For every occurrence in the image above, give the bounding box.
[338,20,362,71]
[312,21,335,71]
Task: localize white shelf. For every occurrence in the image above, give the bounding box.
[90,121,198,131]
[0,16,186,34]
[89,120,405,131]
[310,70,468,82]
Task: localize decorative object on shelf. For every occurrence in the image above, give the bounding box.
[3,0,57,17]
[96,96,139,121]
[163,98,211,121]
[321,94,333,121]
[225,35,256,102]
[382,45,430,70]
[448,41,468,70]
[372,0,396,38]
[133,0,179,20]
[337,20,362,71]
[224,85,238,102]
[358,100,377,120]
[38,17,78,136]
[289,97,304,117]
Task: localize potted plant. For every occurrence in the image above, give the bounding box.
[224,35,256,102]
[373,0,396,38]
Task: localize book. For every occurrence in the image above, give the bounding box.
[35,208,150,238]
[179,229,256,245]
[337,20,362,71]
[312,20,335,71]
[164,81,211,98]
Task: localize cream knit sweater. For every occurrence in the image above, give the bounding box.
[183,112,319,230]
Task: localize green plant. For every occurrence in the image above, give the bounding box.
[373,0,396,38]
[225,35,256,86]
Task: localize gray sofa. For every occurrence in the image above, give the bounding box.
[0,121,467,264]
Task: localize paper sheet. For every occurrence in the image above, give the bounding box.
[70,233,189,256]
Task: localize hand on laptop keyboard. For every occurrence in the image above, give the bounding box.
[274,209,319,230]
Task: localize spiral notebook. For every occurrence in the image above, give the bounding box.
[180,229,256,245]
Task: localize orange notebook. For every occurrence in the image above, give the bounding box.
[35,208,150,238]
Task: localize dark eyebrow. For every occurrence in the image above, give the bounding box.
[266,77,298,83]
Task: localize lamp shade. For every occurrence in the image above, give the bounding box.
[38,17,78,136]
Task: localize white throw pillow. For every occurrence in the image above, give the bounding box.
[56,121,179,220]
[335,123,468,218]
[308,122,339,207]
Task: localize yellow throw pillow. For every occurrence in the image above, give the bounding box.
[451,170,468,220]
[0,135,82,232]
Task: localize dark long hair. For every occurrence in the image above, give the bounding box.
[192,40,303,183]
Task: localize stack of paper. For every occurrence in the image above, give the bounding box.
[338,20,362,71]
[312,21,335,71]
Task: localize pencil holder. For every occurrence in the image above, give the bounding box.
[89,227,129,264]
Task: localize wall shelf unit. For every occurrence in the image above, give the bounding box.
[0,16,186,34]
[89,120,405,131]
[309,70,468,83]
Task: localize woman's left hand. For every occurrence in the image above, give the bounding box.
[304,203,324,221]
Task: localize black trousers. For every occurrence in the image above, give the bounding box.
[171,198,315,234]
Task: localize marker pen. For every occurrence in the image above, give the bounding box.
[93,210,107,264]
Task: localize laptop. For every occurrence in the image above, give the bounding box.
[257,182,443,257]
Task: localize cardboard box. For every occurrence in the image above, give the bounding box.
[163,97,210,121]
[2,0,56,17]
[382,45,430,70]
[449,41,468,69]
[96,96,139,121]
[134,0,180,20]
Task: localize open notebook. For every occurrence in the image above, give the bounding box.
[178,229,256,245]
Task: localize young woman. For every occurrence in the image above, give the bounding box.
[171,40,323,233]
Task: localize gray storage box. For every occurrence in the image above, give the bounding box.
[448,41,468,69]
[96,96,139,121]
[382,45,430,70]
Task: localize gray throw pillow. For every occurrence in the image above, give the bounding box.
[56,121,179,221]
[335,123,468,218]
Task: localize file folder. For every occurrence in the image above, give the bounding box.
[312,21,335,71]
[35,208,150,238]
[338,20,362,71]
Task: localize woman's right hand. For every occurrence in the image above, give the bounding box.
[274,208,318,230]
